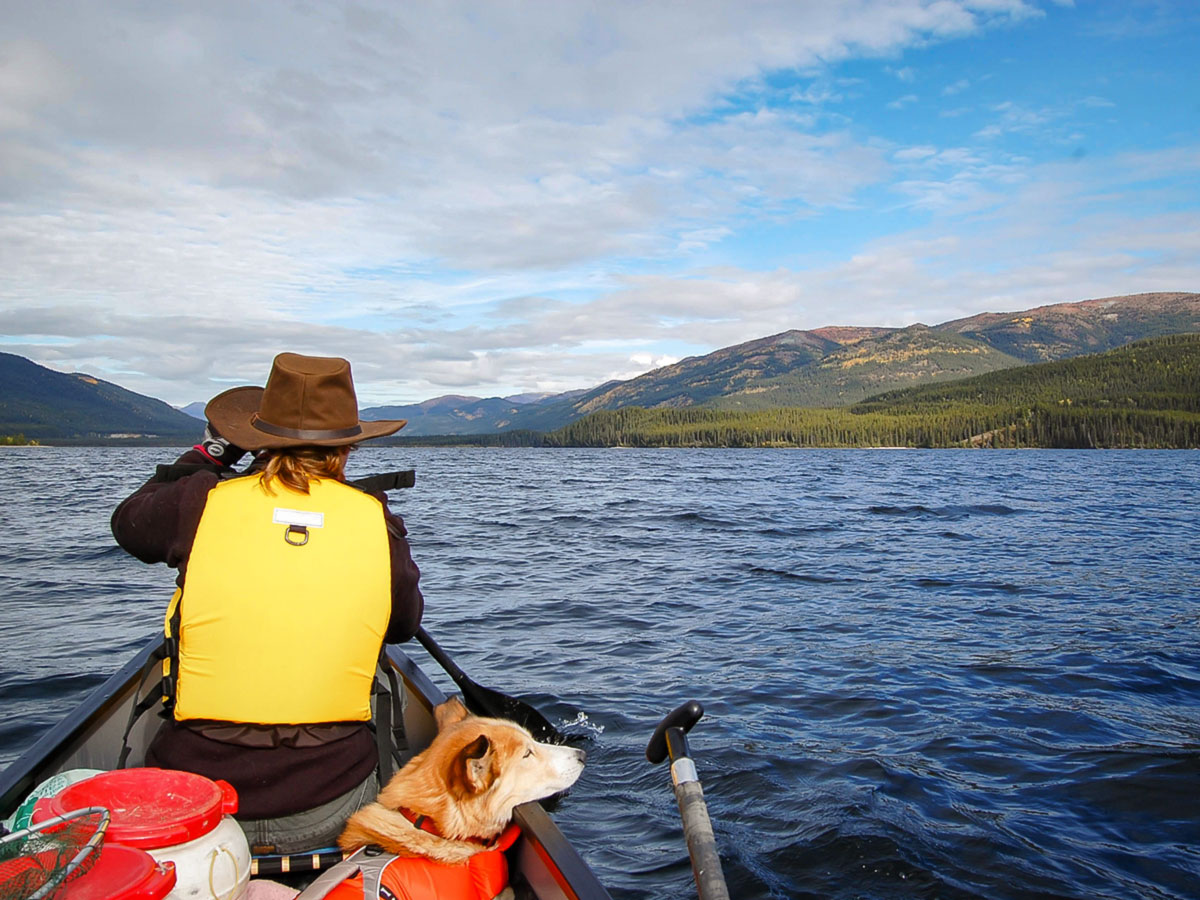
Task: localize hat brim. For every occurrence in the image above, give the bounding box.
[205,386,406,451]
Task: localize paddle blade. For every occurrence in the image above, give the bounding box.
[415,627,564,743]
[460,681,563,744]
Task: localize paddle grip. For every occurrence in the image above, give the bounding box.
[646,700,704,764]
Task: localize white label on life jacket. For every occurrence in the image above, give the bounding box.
[273,508,325,528]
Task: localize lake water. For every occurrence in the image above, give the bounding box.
[1,447,1198,899]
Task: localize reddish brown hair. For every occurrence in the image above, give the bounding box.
[259,446,347,494]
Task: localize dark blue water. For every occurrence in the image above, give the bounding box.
[2,447,1198,899]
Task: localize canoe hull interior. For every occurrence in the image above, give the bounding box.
[0,637,611,900]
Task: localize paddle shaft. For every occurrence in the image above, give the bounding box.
[666,727,730,900]
[413,627,563,743]
[414,626,473,686]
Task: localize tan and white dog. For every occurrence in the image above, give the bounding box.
[326,697,585,900]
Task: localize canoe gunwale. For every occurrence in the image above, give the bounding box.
[0,637,159,817]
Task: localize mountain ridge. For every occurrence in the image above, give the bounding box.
[543,333,1200,449]
[3,291,1196,442]
[400,291,1196,435]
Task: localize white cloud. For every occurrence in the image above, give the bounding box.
[1,0,1194,407]
[788,80,847,106]
[894,145,939,162]
[972,95,1116,143]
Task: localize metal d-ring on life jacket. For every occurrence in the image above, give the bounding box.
[298,823,522,900]
[163,474,392,724]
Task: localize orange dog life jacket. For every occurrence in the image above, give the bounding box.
[318,824,520,900]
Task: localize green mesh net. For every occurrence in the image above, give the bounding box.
[0,807,109,900]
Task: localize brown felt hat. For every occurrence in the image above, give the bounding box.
[205,352,406,450]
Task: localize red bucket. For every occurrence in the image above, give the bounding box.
[67,843,176,900]
[34,767,238,848]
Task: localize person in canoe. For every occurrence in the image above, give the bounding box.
[111,352,423,855]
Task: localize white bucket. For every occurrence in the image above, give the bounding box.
[147,813,251,900]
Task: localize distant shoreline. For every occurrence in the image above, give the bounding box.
[2,441,1195,451]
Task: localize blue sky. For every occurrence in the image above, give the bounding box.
[0,1,1197,406]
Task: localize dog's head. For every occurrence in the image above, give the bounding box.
[378,697,585,842]
[435,697,586,808]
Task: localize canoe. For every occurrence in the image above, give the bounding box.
[0,635,613,899]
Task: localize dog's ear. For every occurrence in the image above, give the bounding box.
[455,734,495,794]
[435,696,471,730]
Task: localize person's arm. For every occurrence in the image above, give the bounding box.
[110,448,220,570]
[112,422,249,567]
[379,500,423,643]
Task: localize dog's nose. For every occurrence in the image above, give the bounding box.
[574,748,586,764]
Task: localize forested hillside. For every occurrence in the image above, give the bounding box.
[853,332,1199,414]
[0,352,201,442]
[545,334,1200,449]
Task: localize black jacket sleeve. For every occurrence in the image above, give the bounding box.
[376,493,424,644]
[110,448,219,583]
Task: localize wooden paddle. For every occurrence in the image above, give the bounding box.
[647,700,730,900]
[414,627,563,743]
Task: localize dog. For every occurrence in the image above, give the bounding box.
[326,697,585,900]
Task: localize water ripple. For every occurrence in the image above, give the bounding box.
[2,447,1198,899]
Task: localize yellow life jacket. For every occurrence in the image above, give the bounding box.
[164,474,391,724]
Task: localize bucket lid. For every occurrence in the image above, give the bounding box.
[67,844,176,900]
[40,768,239,848]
